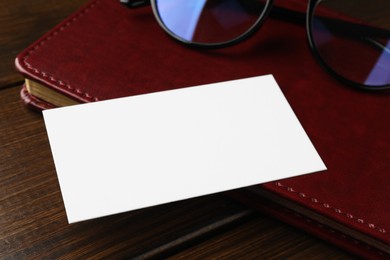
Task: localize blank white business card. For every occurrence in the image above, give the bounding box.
[43,75,326,223]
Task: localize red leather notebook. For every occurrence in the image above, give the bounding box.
[15,0,390,257]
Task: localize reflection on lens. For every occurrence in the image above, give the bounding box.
[155,0,269,45]
[311,0,390,88]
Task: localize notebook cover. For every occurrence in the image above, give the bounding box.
[15,0,390,257]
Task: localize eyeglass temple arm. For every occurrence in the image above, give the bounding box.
[319,17,390,53]
[321,17,390,38]
[120,0,150,8]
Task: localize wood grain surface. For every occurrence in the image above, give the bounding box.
[0,0,355,258]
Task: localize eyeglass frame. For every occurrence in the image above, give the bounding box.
[121,0,390,91]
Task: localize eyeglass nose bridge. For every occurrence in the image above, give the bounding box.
[120,0,150,8]
[119,0,318,52]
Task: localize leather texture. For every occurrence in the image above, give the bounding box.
[15,0,390,257]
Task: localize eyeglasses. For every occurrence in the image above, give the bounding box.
[121,0,390,90]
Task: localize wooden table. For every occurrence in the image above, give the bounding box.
[0,0,355,258]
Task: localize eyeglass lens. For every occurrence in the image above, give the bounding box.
[154,0,269,45]
[311,0,390,88]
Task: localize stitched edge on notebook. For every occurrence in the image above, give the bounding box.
[229,189,387,256]
[274,202,387,257]
[275,182,388,235]
[20,0,101,102]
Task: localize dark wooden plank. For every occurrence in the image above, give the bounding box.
[169,215,355,259]
[0,0,89,88]
[0,86,254,259]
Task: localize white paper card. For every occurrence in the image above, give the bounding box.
[43,75,326,223]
